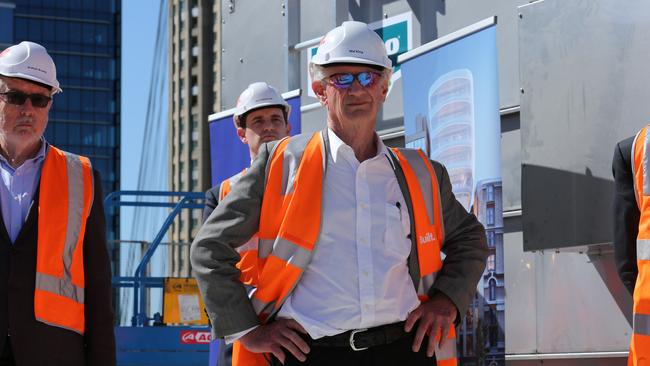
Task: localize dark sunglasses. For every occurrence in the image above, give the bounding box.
[0,91,52,108]
[326,71,382,89]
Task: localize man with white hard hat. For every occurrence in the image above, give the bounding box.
[201,82,291,366]
[192,21,487,366]
[203,82,292,221]
[0,41,115,365]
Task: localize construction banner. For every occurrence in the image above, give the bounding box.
[207,89,302,187]
[163,277,209,325]
[399,17,504,366]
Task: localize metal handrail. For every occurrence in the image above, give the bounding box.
[104,190,204,326]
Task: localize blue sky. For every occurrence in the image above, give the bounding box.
[119,0,166,322]
[120,0,160,236]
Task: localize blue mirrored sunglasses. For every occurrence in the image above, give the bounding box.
[326,71,382,89]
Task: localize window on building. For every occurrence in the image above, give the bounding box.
[489,278,496,301]
[489,310,499,348]
[487,254,495,272]
[487,231,495,247]
[487,206,495,226]
[487,184,495,202]
[0,6,14,44]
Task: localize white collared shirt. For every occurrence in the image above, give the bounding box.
[275,128,421,339]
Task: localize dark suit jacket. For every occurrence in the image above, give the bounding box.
[0,169,116,366]
[613,136,640,295]
[203,185,221,222]
[202,183,232,366]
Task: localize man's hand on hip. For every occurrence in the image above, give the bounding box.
[239,318,310,364]
[404,292,458,357]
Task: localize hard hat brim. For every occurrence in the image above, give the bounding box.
[0,71,62,94]
[233,103,291,128]
[311,56,391,70]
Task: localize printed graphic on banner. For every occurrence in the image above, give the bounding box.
[208,91,302,186]
[307,12,412,97]
[400,23,504,365]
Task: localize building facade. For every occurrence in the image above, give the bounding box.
[0,0,121,242]
[168,0,219,277]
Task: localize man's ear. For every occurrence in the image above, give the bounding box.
[380,79,389,101]
[284,122,292,137]
[236,127,248,144]
[312,81,327,104]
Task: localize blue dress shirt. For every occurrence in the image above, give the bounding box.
[0,140,48,243]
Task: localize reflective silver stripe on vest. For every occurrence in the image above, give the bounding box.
[435,337,457,360]
[35,152,91,303]
[259,238,275,258]
[63,154,85,280]
[397,149,435,226]
[638,239,650,261]
[36,272,84,303]
[416,272,437,296]
[269,237,313,269]
[634,312,650,336]
[281,133,313,195]
[257,237,313,270]
[237,236,259,253]
[632,129,641,206]
[644,127,650,196]
[251,296,275,316]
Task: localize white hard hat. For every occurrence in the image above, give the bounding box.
[311,21,391,69]
[0,41,61,94]
[233,82,290,127]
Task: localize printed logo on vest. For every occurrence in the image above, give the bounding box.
[180,330,212,344]
[419,232,436,245]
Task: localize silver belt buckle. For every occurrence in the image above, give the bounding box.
[349,328,369,351]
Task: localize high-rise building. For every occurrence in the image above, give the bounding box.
[0,0,121,242]
[168,0,219,277]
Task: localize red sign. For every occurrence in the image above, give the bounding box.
[180,330,212,344]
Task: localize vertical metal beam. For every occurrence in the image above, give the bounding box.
[284,0,300,91]
[334,0,349,25]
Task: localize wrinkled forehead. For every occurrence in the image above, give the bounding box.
[323,63,382,77]
[247,106,286,120]
[0,75,52,95]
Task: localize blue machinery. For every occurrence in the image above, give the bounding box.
[105,191,216,366]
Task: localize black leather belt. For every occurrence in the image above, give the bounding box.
[310,321,408,351]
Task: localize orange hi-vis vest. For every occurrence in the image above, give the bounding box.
[232,131,457,366]
[219,168,259,286]
[631,126,650,365]
[34,146,94,335]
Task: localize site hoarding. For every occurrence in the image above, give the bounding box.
[399,18,504,365]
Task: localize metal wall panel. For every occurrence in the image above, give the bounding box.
[505,225,632,355]
[519,0,650,250]
[424,0,528,109]
[220,0,290,109]
[220,0,528,134]
[502,112,522,210]
[503,224,537,354]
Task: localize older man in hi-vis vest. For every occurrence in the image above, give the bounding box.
[0,41,115,365]
[192,21,488,366]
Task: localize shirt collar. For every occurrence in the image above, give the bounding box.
[0,138,48,172]
[327,128,388,164]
